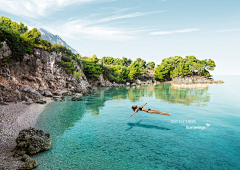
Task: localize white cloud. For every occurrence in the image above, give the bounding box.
[44,19,142,41]
[113,8,134,14]
[98,11,164,23]
[150,28,200,35]
[0,0,95,18]
[43,10,162,41]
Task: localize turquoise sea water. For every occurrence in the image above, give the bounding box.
[33,76,240,170]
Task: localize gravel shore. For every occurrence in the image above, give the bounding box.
[0,99,52,170]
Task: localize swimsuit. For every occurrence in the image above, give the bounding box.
[138,107,151,112]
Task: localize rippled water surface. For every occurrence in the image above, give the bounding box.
[33,76,240,170]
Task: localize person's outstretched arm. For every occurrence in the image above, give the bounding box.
[130,103,147,117]
[130,108,139,117]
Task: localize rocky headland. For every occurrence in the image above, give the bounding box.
[0,42,94,104]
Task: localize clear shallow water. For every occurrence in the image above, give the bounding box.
[33,76,240,170]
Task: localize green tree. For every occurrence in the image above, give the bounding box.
[154,56,215,80]
[134,58,146,69]
[147,61,155,70]
[128,62,141,80]
[84,61,103,80]
[0,16,41,61]
[121,57,132,67]
[101,56,114,65]
[86,54,99,63]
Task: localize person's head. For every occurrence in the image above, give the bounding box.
[132,105,137,111]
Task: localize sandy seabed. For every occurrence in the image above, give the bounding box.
[0,98,52,170]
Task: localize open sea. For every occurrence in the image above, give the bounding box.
[33,75,240,170]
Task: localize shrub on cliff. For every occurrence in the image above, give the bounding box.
[74,71,85,79]
[52,44,72,56]
[0,16,41,61]
[60,60,76,74]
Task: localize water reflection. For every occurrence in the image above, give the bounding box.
[35,83,211,136]
[126,120,170,131]
[154,83,211,107]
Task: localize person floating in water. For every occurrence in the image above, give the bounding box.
[130,103,172,117]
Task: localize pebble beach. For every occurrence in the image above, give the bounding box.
[0,99,52,170]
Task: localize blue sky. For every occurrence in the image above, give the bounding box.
[0,0,239,75]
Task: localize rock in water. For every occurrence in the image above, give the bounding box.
[13,128,51,155]
[20,154,38,170]
[72,93,83,101]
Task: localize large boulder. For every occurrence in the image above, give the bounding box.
[72,93,83,101]
[44,90,53,97]
[19,85,43,100]
[13,128,51,156]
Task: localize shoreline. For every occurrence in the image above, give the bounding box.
[0,98,53,170]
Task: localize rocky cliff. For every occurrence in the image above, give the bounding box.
[0,43,92,103]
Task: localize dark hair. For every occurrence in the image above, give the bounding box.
[132,105,137,111]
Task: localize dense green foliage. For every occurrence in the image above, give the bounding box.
[0,16,77,61]
[128,62,141,80]
[60,60,76,74]
[154,56,216,81]
[102,65,129,82]
[100,56,150,82]
[101,56,132,67]
[83,55,103,80]
[0,16,41,61]
[147,61,155,70]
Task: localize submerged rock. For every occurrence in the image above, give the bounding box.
[72,93,83,101]
[13,128,51,156]
[20,154,38,170]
